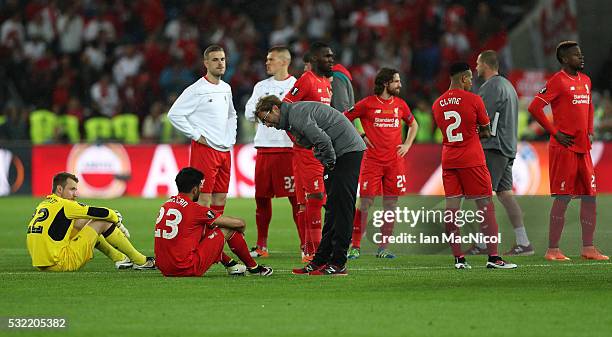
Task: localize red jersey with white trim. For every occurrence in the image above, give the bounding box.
[344,95,414,164]
[432,89,490,169]
[283,70,332,106]
[534,70,593,153]
[154,194,220,272]
[283,70,332,152]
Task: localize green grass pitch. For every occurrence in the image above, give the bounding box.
[1,196,611,337]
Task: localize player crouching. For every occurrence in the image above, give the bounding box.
[154,167,272,277]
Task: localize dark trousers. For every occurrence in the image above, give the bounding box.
[313,151,363,267]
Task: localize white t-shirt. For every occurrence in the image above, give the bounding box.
[244,76,296,148]
[167,77,237,152]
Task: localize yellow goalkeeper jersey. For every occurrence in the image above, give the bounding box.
[26,194,119,267]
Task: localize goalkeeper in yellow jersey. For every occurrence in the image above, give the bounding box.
[26,172,156,271]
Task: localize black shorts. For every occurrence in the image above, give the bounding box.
[484,149,514,192]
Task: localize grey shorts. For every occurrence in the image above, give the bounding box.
[484,149,514,192]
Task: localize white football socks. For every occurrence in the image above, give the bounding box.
[514,226,530,246]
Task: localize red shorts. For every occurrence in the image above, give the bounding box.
[190,141,231,194]
[359,157,407,197]
[549,145,596,196]
[255,148,295,198]
[192,227,225,276]
[293,147,325,204]
[442,165,493,198]
[159,228,225,277]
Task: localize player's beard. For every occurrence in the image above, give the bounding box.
[320,64,333,77]
[210,68,225,78]
[192,191,200,202]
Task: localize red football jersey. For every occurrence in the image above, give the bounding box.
[432,89,490,169]
[344,95,414,163]
[283,70,332,152]
[154,194,220,273]
[534,70,593,153]
[283,70,332,105]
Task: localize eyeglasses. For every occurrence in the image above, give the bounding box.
[261,110,271,124]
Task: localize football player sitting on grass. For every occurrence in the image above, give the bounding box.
[27,172,155,271]
[154,167,273,277]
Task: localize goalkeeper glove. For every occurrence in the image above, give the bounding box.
[113,210,130,238]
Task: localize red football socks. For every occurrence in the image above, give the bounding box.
[379,217,395,250]
[479,202,499,257]
[444,208,463,257]
[255,197,272,248]
[580,198,596,247]
[352,209,366,248]
[210,204,225,215]
[296,208,306,251]
[227,232,257,269]
[549,198,569,248]
[305,198,323,254]
[220,252,233,265]
[289,196,304,248]
[211,204,231,264]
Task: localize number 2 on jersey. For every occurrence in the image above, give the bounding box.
[444,110,463,142]
[155,208,182,240]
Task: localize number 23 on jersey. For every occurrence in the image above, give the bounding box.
[155,208,182,240]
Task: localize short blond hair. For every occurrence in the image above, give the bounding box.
[479,50,499,71]
[269,46,291,61]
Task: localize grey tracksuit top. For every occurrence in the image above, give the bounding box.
[277,102,366,167]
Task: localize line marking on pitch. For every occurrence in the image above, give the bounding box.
[276,262,612,272]
[1,262,610,275]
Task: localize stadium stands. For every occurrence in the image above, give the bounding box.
[0,1,609,144]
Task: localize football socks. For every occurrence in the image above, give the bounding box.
[95,235,126,262]
[255,197,272,248]
[305,197,323,254]
[227,232,258,269]
[580,198,596,247]
[103,225,146,265]
[549,198,570,248]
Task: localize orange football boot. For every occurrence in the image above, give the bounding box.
[544,248,571,261]
[581,246,609,260]
[249,247,269,258]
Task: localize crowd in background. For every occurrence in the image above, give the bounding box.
[1,0,612,144]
